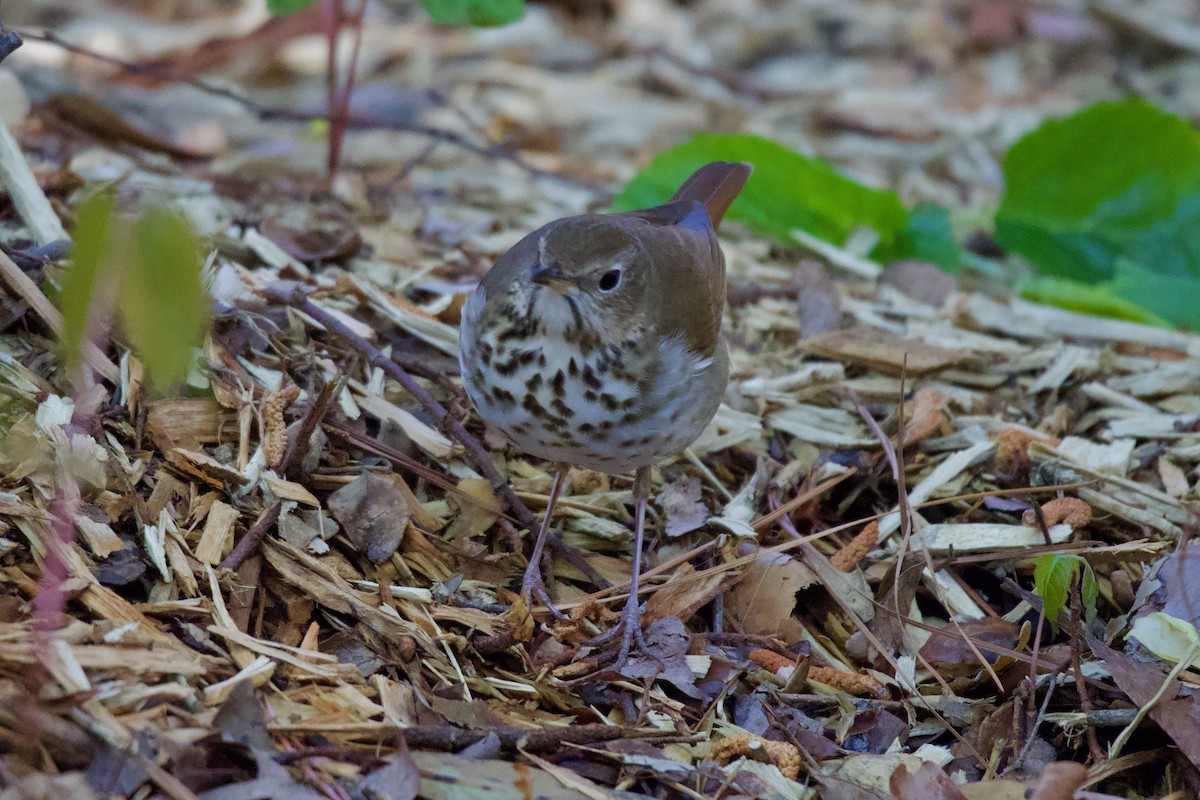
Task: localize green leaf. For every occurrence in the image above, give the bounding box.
[1034,554,1073,631]
[1033,553,1096,632]
[614,133,913,261]
[996,98,1200,329]
[1109,258,1200,330]
[1020,275,1172,327]
[419,0,524,26]
[1079,562,1098,622]
[895,202,962,272]
[267,0,313,14]
[119,210,210,390]
[60,193,117,379]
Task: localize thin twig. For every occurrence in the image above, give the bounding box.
[282,373,347,478]
[1070,583,1105,763]
[262,281,537,531]
[220,501,284,571]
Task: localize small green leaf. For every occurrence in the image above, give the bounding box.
[1033,553,1096,631]
[1034,553,1074,631]
[267,0,314,14]
[996,97,1200,330]
[1079,563,1098,622]
[614,133,912,261]
[60,193,117,379]
[119,209,210,390]
[419,0,524,26]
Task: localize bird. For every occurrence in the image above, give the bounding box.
[459,161,752,664]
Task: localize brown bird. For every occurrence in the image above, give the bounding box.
[459,161,752,663]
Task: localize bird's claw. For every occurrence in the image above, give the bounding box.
[520,569,568,621]
[583,599,650,670]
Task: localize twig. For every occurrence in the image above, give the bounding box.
[0,249,119,381]
[262,281,537,532]
[847,386,1002,692]
[1069,583,1105,763]
[220,501,284,571]
[1109,639,1200,759]
[377,723,679,752]
[1006,668,1065,775]
[282,373,346,478]
[0,115,70,244]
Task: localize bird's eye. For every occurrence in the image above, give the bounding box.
[598,268,622,291]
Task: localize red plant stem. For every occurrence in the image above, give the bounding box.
[319,0,339,184]
[32,474,80,636]
[319,0,367,187]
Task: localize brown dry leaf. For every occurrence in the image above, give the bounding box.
[618,616,700,698]
[39,94,212,159]
[327,470,411,562]
[358,751,420,800]
[643,562,735,624]
[918,617,1021,678]
[198,748,327,800]
[725,553,817,640]
[262,207,362,264]
[880,260,958,307]
[1028,762,1089,800]
[659,475,708,538]
[1089,638,1200,768]
[427,695,503,729]
[889,761,969,800]
[445,478,503,540]
[801,326,973,376]
[796,261,842,338]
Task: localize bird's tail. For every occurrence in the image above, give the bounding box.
[670,161,754,230]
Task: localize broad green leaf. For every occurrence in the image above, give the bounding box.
[267,0,313,14]
[1109,258,1200,330]
[120,210,209,390]
[614,133,914,262]
[996,98,1200,330]
[60,193,117,380]
[420,0,524,26]
[1020,275,1171,328]
[895,202,961,272]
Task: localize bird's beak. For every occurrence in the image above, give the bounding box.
[530,263,573,294]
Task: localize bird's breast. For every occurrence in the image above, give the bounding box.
[461,300,728,475]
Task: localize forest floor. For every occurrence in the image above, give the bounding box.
[2,1,1200,798]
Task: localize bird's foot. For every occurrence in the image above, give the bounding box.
[520,564,568,621]
[583,596,650,670]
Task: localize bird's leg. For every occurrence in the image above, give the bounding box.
[520,463,569,620]
[586,466,652,667]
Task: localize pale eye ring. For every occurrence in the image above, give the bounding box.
[598,268,622,291]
